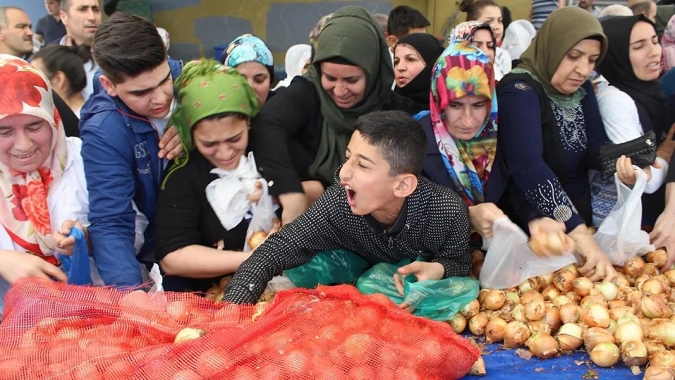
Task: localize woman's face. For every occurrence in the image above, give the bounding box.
[551,38,601,95]
[629,21,662,81]
[394,44,426,87]
[320,61,367,109]
[193,115,249,171]
[443,95,490,140]
[0,114,53,173]
[476,5,504,43]
[301,57,311,75]
[236,61,271,107]
[471,29,496,63]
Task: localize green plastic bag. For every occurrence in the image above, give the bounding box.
[285,250,371,288]
[355,258,480,321]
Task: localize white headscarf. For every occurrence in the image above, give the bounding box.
[156,27,170,50]
[501,20,536,60]
[273,44,312,90]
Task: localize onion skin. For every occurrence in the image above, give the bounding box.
[642,294,672,319]
[503,321,531,349]
[648,249,668,268]
[582,303,611,328]
[559,303,581,324]
[485,317,508,343]
[468,356,486,376]
[595,282,619,301]
[460,299,480,319]
[553,270,577,292]
[541,285,561,302]
[619,340,648,367]
[483,290,506,311]
[650,350,675,368]
[528,321,552,335]
[664,270,675,286]
[524,299,546,322]
[526,332,559,359]
[643,366,675,380]
[449,314,467,334]
[648,320,675,347]
[520,290,544,305]
[589,343,619,367]
[614,320,643,344]
[624,257,645,278]
[553,295,572,308]
[573,277,594,297]
[583,327,615,352]
[643,278,666,295]
[557,323,583,351]
[645,339,667,356]
[469,312,489,336]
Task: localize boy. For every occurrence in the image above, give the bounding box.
[224,111,471,304]
[80,12,182,287]
[386,5,431,48]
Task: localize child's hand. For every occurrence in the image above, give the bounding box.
[52,220,87,256]
[247,181,264,203]
[394,262,445,312]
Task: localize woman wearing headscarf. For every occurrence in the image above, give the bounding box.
[249,6,412,225]
[155,59,267,292]
[487,8,616,281]
[274,44,312,90]
[501,20,537,67]
[393,33,444,115]
[221,34,275,107]
[449,21,512,81]
[663,16,675,71]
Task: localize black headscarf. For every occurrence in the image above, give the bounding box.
[598,15,669,136]
[393,33,444,114]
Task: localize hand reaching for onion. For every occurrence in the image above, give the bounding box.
[528,217,574,257]
[568,225,616,283]
[247,219,281,250]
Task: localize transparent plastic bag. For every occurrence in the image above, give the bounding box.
[593,169,654,266]
[244,181,277,251]
[355,258,479,321]
[480,217,577,289]
[285,250,370,288]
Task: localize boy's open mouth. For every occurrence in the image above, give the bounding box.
[343,185,356,206]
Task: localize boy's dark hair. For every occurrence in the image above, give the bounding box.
[33,45,89,97]
[354,111,426,176]
[629,1,653,16]
[459,0,500,22]
[93,12,166,84]
[387,6,430,38]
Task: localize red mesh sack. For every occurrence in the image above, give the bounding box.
[0,278,479,379]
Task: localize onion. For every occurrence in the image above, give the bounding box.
[594,282,618,301]
[541,285,561,302]
[636,274,651,291]
[553,295,572,308]
[505,291,521,305]
[645,339,667,356]
[518,278,540,294]
[561,264,579,276]
[524,299,546,322]
[669,289,675,303]
[477,289,489,304]
[645,263,659,276]
[607,299,627,310]
[648,249,669,268]
[566,292,581,304]
[538,273,554,288]
[581,295,608,308]
[624,257,645,277]
[613,273,630,287]
[174,327,206,344]
[542,307,561,332]
[650,350,675,368]
[557,323,583,351]
[469,312,489,336]
[459,299,480,318]
[526,332,558,359]
[607,319,618,334]
[503,321,531,348]
[589,342,619,367]
[609,306,633,322]
[614,320,643,344]
[448,314,467,334]
[528,321,552,335]
[468,356,486,376]
[648,320,675,347]
[483,290,506,311]
[619,340,648,366]
[656,275,672,289]
[520,290,544,305]
[643,366,675,380]
[485,317,508,343]
[665,270,675,286]
[559,303,581,324]
[512,304,527,322]
[553,270,576,292]
[643,278,666,295]
[642,294,671,319]
[573,277,594,297]
[583,327,615,351]
[582,303,611,328]
[626,290,643,306]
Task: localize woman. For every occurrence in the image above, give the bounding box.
[593,15,675,225]
[487,7,616,281]
[249,6,412,225]
[221,34,275,107]
[31,45,88,118]
[663,16,675,72]
[449,21,510,81]
[393,33,444,115]
[274,44,312,90]
[457,0,511,80]
[155,60,266,292]
[0,55,97,316]
[501,20,537,67]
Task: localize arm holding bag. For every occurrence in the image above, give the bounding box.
[57,227,93,286]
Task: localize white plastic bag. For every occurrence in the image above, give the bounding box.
[593,168,654,266]
[480,217,577,289]
[244,181,277,251]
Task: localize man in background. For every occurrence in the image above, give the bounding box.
[0,6,33,59]
[630,0,658,21]
[35,0,66,47]
[385,5,430,48]
[579,0,603,16]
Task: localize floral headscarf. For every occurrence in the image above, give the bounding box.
[662,15,675,71]
[430,41,497,206]
[224,34,273,68]
[0,55,68,263]
[448,21,497,50]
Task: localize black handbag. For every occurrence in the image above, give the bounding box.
[598,130,656,181]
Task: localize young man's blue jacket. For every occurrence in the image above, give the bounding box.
[78,59,182,288]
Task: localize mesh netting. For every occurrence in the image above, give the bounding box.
[0,278,479,379]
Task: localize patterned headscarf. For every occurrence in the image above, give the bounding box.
[662,15,675,71]
[448,21,497,49]
[0,55,68,263]
[164,59,260,183]
[224,34,273,68]
[309,13,333,49]
[430,42,498,206]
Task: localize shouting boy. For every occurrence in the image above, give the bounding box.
[224,110,471,304]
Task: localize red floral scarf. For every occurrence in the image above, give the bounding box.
[0,55,68,264]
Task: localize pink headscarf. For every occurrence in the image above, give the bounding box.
[662,15,675,71]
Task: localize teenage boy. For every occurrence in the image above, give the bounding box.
[224,111,472,304]
[385,5,431,48]
[80,12,182,287]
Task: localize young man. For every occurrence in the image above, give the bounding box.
[630,0,658,21]
[80,12,182,288]
[224,111,472,304]
[0,7,33,59]
[385,5,431,48]
[35,0,66,46]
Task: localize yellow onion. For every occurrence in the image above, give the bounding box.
[485,317,508,343]
[607,319,618,334]
[642,294,671,319]
[512,304,527,322]
[448,314,467,334]
[477,289,489,304]
[650,350,675,368]
[643,366,675,380]
[589,342,619,367]
[626,290,643,306]
[174,327,206,344]
[573,277,594,297]
[553,270,576,292]
[469,312,489,336]
[566,292,581,304]
[583,327,615,351]
[528,321,552,335]
[559,303,581,324]
[595,281,619,301]
[538,273,554,288]
[524,299,546,322]
[636,274,651,291]
[669,289,675,303]
[503,321,530,348]
[468,356,486,376]
[648,320,675,347]
[624,257,645,277]
[553,295,572,308]
[505,291,521,305]
[581,295,608,308]
[609,306,633,322]
[520,290,544,305]
[557,323,583,351]
[664,270,675,286]
[648,249,669,268]
[460,299,480,318]
[614,320,643,344]
[646,263,660,276]
[607,299,627,310]
[541,285,561,302]
[613,273,631,287]
[619,340,647,367]
[655,275,672,289]
[645,339,667,356]
[561,264,580,276]
[483,290,506,311]
[526,332,558,359]
[643,278,666,295]
[582,303,611,328]
[518,278,540,294]
[542,307,561,332]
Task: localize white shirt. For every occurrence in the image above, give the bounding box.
[148,99,176,140]
[494,47,512,81]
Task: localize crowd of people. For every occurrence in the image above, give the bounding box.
[0,0,674,313]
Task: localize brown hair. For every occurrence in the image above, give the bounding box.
[459,0,500,22]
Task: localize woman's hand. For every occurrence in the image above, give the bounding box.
[616,155,655,186]
[656,123,675,162]
[52,220,87,256]
[393,261,445,313]
[468,203,505,238]
[247,181,264,203]
[158,125,184,160]
[568,224,616,282]
[528,217,574,256]
[0,250,67,284]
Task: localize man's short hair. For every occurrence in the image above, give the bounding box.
[629,1,653,15]
[387,6,430,38]
[0,6,23,28]
[373,13,389,35]
[58,0,72,13]
[354,111,427,176]
[93,12,166,84]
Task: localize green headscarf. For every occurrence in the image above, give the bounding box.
[162,59,260,187]
[517,7,607,98]
[304,6,394,183]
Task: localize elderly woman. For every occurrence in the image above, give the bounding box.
[221,34,275,107]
